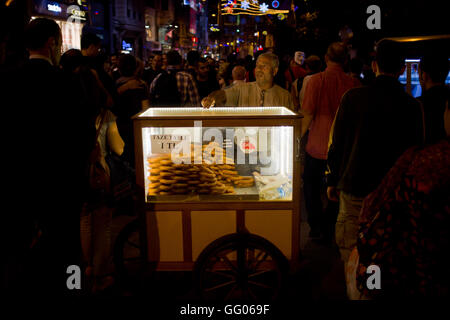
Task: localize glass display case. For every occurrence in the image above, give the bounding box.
[132,107,303,269]
[133,107,301,203]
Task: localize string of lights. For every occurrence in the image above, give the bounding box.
[221,0,289,16]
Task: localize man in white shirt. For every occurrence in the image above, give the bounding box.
[202,52,294,110]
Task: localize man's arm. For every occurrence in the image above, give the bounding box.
[326,92,353,200]
[201,89,227,109]
[299,76,317,138]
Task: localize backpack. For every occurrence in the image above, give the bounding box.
[150,70,181,106]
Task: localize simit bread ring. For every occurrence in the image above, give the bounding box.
[160,159,173,165]
[148,175,160,182]
[160,171,175,177]
[148,182,161,188]
[199,171,215,179]
[222,170,238,175]
[159,166,173,171]
[149,168,161,174]
[160,178,176,184]
[198,182,217,188]
[159,191,173,195]
[159,184,172,191]
[173,176,189,181]
[173,183,188,188]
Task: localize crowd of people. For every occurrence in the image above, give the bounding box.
[2,17,449,298]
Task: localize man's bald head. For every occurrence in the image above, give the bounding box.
[232,65,246,81]
[326,42,348,66]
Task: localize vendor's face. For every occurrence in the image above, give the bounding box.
[255,56,276,87]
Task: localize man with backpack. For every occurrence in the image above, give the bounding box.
[149,50,200,107]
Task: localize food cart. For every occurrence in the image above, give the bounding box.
[114,106,303,300]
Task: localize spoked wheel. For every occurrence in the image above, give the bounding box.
[193,233,289,302]
[113,219,150,284]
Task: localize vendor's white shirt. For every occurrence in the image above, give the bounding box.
[224,81,294,110]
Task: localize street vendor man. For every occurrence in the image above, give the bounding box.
[201,52,294,110]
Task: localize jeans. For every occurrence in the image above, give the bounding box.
[302,152,339,239]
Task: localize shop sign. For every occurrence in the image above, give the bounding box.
[122,40,133,52]
[47,2,62,13]
[67,5,86,21]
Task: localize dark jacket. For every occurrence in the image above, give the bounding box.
[3,59,92,294]
[327,75,424,198]
[418,85,450,144]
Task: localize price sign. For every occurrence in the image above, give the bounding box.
[151,134,189,153]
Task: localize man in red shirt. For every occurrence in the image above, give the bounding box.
[300,42,360,242]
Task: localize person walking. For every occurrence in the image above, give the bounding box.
[300,42,360,243]
[326,39,424,264]
[418,51,450,144]
[149,50,200,107]
[195,57,220,99]
[4,18,91,295]
[115,53,149,166]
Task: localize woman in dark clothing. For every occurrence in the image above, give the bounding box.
[346,100,450,299]
[114,54,150,167]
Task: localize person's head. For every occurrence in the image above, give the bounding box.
[325,42,348,67]
[60,49,83,73]
[255,52,279,89]
[196,57,209,79]
[206,57,215,67]
[166,50,182,68]
[81,32,101,57]
[162,53,168,69]
[372,39,405,77]
[304,55,322,74]
[217,62,231,88]
[25,18,62,65]
[232,65,246,81]
[187,50,200,68]
[118,54,136,77]
[151,54,163,71]
[419,52,449,90]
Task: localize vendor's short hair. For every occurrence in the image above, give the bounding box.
[25,18,60,51]
[326,42,348,65]
[257,52,279,70]
[420,52,449,84]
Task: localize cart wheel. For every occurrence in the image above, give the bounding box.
[193,233,289,302]
[113,218,149,283]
